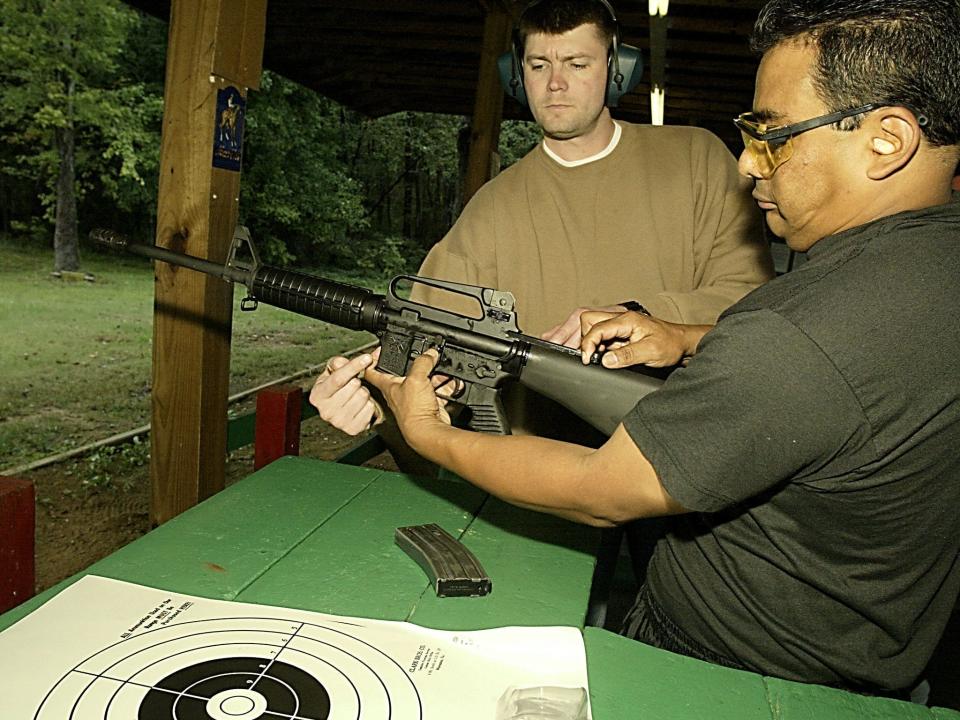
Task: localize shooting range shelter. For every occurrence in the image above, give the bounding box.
[120,0,765,524]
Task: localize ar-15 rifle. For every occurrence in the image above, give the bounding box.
[92,227,668,436]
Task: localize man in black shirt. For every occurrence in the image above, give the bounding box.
[364,0,960,695]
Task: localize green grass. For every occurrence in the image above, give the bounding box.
[0,236,376,471]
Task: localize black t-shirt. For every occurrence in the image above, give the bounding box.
[623,201,960,690]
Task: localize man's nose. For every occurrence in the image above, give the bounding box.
[738,146,763,180]
[548,66,568,91]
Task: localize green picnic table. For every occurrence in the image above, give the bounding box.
[1,455,955,719]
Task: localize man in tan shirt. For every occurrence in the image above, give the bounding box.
[310,0,773,436]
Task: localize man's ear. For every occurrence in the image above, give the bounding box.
[866,107,922,180]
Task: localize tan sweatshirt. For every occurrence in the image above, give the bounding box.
[416,121,773,335]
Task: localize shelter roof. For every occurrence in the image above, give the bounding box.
[125,0,765,148]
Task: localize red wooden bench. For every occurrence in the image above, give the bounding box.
[0,476,35,614]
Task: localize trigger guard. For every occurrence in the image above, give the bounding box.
[448,378,466,399]
[434,375,466,400]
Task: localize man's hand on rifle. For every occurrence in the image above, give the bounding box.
[365,349,453,451]
[580,311,712,369]
[310,352,385,436]
[310,348,461,436]
[540,304,629,349]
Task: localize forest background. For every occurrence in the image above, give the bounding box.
[0,0,541,275]
[0,0,541,589]
[0,0,542,471]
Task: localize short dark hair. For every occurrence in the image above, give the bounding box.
[751,0,960,146]
[518,0,617,53]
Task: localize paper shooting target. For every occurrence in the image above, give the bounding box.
[33,616,423,719]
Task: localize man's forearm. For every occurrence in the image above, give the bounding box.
[365,350,686,525]
[407,423,683,526]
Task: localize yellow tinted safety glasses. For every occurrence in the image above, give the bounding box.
[734,103,883,177]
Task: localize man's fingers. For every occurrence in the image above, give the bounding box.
[337,379,372,412]
[579,309,621,334]
[601,333,682,369]
[541,308,586,346]
[578,311,627,361]
[542,322,580,347]
[323,376,366,411]
[312,375,370,431]
[363,362,394,392]
[333,393,376,436]
[307,350,388,435]
[367,349,439,391]
[409,349,440,378]
[540,321,564,341]
[325,355,350,372]
[559,327,583,349]
[366,348,440,396]
[432,374,464,399]
[315,354,373,396]
[581,318,634,363]
[602,342,655,368]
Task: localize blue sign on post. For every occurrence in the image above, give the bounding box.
[212,86,245,171]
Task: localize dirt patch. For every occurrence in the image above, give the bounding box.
[23,394,398,595]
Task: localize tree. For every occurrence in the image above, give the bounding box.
[241,79,462,275]
[0,0,159,271]
[499,119,542,167]
[0,0,540,277]
[240,71,370,267]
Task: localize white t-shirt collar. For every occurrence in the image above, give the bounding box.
[542,121,622,167]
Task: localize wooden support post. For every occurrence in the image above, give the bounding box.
[150,0,266,525]
[254,385,303,470]
[0,477,35,613]
[463,3,512,204]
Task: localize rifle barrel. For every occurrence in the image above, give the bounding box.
[91,229,251,285]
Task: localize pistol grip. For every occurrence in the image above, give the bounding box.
[461,385,510,435]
